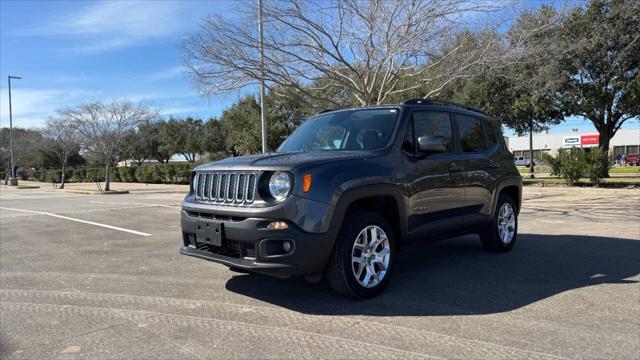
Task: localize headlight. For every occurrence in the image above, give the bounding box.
[268,171,292,202]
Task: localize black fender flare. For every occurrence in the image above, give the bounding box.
[491,177,523,215]
[327,183,408,242]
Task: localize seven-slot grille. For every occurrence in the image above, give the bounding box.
[193,171,257,204]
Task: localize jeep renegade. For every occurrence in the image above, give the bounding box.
[180,99,522,298]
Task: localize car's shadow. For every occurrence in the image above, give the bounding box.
[225,234,640,316]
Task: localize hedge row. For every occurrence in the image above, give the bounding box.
[36,163,194,184]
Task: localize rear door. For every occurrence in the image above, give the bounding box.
[454,114,498,227]
[402,110,465,241]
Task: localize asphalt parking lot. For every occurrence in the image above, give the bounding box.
[1,186,638,359]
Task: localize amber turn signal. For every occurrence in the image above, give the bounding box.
[303,173,312,192]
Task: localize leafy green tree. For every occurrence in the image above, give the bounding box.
[159,118,206,162]
[219,96,262,155]
[123,120,159,166]
[202,118,226,158]
[266,88,315,149]
[447,6,564,175]
[557,0,640,177]
[0,127,50,177]
[153,121,174,163]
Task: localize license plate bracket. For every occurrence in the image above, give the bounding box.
[196,220,223,247]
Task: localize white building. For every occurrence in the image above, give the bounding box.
[506,128,640,158]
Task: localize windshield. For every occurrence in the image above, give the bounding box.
[278,108,399,152]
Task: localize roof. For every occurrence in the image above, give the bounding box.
[318,99,487,116]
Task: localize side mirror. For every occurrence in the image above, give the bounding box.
[417,135,447,154]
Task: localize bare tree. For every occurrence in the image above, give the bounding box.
[182,0,534,105]
[63,100,155,191]
[43,117,80,189]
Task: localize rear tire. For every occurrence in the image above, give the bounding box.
[325,211,395,299]
[480,194,518,252]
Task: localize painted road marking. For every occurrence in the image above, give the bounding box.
[90,201,181,209]
[0,204,171,219]
[0,207,151,237]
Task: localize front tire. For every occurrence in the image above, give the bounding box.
[480,194,518,252]
[326,211,395,298]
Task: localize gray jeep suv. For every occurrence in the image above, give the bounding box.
[180,99,522,298]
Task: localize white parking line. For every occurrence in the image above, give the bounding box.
[90,201,181,209]
[0,207,151,237]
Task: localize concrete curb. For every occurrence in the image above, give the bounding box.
[59,189,130,195]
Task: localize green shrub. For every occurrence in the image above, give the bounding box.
[71,168,86,182]
[117,167,137,182]
[135,165,160,183]
[543,148,585,185]
[583,148,611,185]
[133,163,195,184]
[542,147,612,186]
[174,163,193,184]
[85,168,105,182]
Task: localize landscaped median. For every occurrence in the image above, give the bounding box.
[30,162,196,185]
[523,176,640,187]
[4,180,189,194]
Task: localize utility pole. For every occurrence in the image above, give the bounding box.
[258,0,268,153]
[8,75,22,186]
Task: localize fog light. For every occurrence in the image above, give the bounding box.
[282,241,292,252]
[267,221,288,230]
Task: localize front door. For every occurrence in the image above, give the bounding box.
[454,114,496,227]
[402,111,465,242]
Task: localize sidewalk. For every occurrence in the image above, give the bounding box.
[1,180,189,194]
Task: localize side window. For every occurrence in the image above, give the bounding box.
[485,119,498,146]
[457,115,487,152]
[412,111,454,153]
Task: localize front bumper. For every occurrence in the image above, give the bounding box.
[179,207,336,278]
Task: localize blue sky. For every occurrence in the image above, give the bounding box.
[0,0,243,128]
[0,0,637,135]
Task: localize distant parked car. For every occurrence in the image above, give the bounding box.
[626,154,639,166]
[514,156,536,167]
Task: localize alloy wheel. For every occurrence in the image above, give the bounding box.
[351,225,391,288]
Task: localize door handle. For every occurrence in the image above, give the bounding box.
[448,163,463,173]
[488,160,500,169]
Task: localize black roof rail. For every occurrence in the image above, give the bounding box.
[403,98,486,115]
[318,109,334,114]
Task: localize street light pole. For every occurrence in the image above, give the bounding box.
[8,75,22,186]
[258,0,268,153]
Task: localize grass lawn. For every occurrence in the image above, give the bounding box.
[517,166,550,174]
[518,165,639,175]
[609,166,640,173]
[523,177,640,187]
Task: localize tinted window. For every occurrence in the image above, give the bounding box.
[457,115,487,152]
[412,112,454,153]
[485,120,498,146]
[278,108,398,152]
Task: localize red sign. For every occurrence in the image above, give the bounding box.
[580,134,600,145]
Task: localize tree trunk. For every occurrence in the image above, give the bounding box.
[529,120,535,178]
[60,160,66,190]
[598,133,611,178]
[104,162,111,191]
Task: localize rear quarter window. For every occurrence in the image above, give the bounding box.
[457,115,488,152]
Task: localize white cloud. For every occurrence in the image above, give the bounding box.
[147,66,188,82]
[24,1,200,53]
[0,88,99,128]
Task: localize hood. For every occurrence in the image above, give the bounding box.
[195,151,370,171]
